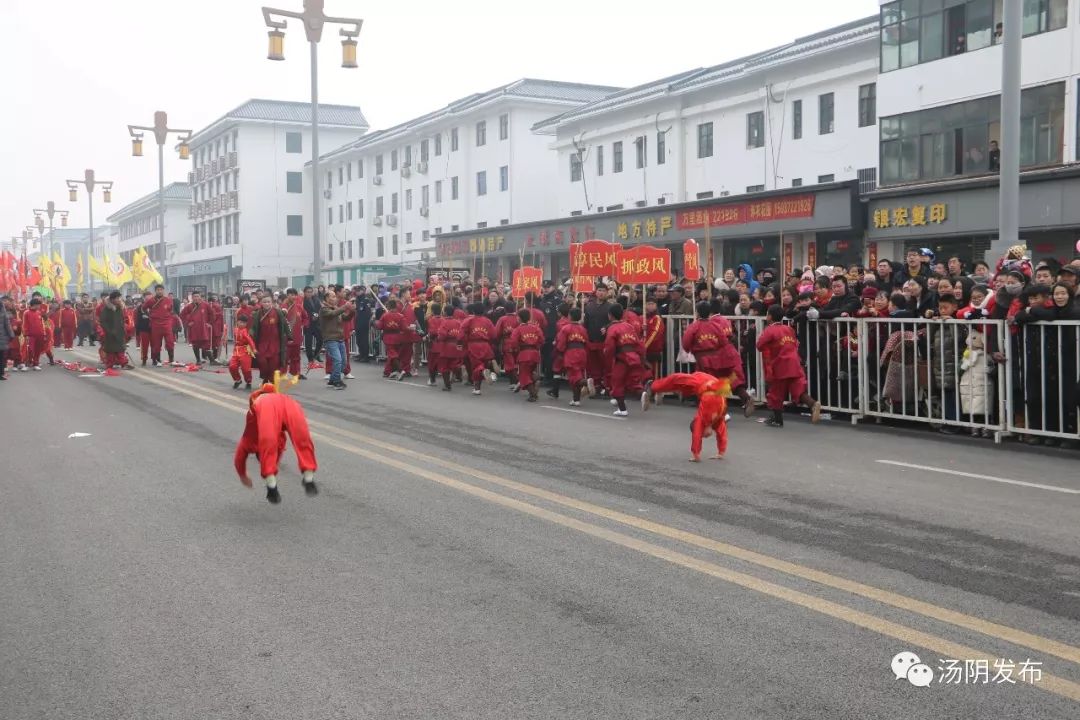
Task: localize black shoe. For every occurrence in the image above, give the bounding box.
[334,382,347,390]
[233,380,242,389]
[546,389,559,399]
[303,480,319,496]
[245,383,252,390]
[266,486,281,504]
[764,410,784,428]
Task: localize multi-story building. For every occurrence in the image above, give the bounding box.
[307,78,621,287]
[178,99,368,294]
[440,17,882,280]
[866,0,1078,266]
[106,182,191,292]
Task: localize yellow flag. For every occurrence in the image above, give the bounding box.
[89,253,109,282]
[108,253,133,286]
[75,253,84,294]
[53,251,71,297]
[135,246,164,287]
[38,253,54,291]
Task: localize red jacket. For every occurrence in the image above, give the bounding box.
[180,301,213,343]
[58,307,78,330]
[143,295,174,328]
[23,308,45,338]
[376,311,406,345]
[555,322,588,368]
[756,322,803,381]
[508,322,544,364]
[605,320,644,366]
[644,313,665,355]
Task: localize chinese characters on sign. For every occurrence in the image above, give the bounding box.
[510,266,543,299]
[867,241,878,269]
[567,243,595,293]
[873,203,948,229]
[783,242,793,276]
[437,235,506,258]
[574,239,622,277]
[615,246,671,284]
[617,215,673,241]
[683,240,700,281]
[526,225,596,249]
[936,658,1042,685]
[676,195,815,230]
[807,240,817,270]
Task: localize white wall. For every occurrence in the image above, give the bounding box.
[115,204,190,259]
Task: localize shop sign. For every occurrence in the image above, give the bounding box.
[615,245,671,284]
[867,242,878,268]
[511,266,543,299]
[237,278,266,295]
[682,240,701,281]
[677,194,815,230]
[783,242,794,276]
[616,215,674,241]
[807,241,817,269]
[437,235,507,258]
[872,202,948,229]
[167,257,231,278]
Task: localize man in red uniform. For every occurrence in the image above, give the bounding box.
[180,291,214,364]
[463,303,497,395]
[283,288,307,379]
[23,299,46,370]
[8,299,25,370]
[251,295,288,385]
[546,303,573,399]
[58,300,77,350]
[399,289,421,378]
[643,297,666,381]
[208,293,226,365]
[375,298,406,378]
[508,309,544,402]
[494,302,521,389]
[643,372,730,462]
[144,284,177,366]
[756,305,822,427]
[709,312,756,417]
[436,303,465,390]
[603,304,646,416]
[554,307,591,406]
[40,305,57,366]
[233,380,318,504]
[424,303,443,386]
[229,314,256,390]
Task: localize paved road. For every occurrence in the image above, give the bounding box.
[2,349,1079,719]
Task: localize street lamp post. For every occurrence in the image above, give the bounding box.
[33,201,70,258]
[128,111,191,293]
[994,0,1023,260]
[261,0,362,285]
[66,169,114,292]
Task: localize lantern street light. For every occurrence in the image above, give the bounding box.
[261,0,363,284]
[66,169,114,291]
[127,111,191,292]
[33,201,70,258]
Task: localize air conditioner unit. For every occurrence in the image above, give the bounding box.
[373,216,383,226]
[419,206,429,217]
[323,189,332,199]
[386,214,398,227]
[417,161,428,174]
[401,165,411,178]
[372,175,383,185]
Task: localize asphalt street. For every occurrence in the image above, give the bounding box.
[2,348,1079,719]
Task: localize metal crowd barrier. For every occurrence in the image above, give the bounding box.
[1006,320,1080,444]
[662,314,767,404]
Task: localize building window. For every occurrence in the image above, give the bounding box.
[338,167,344,186]
[450,128,459,152]
[793,100,803,139]
[477,171,487,196]
[347,240,353,259]
[406,232,412,245]
[328,243,333,262]
[747,111,765,148]
[880,81,1065,185]
[405,189,413,210]
[570,153,583,182]
[613,141,624,173]
[857,167,878,194]
[819,93,835,134]
[435,227,442,236]
[476,120,487,147]
[347,163,352,182]
[697,122,714,158]
[347,201,353,221]
[339,205,344,223]
[391,149,398,171]
[391,192,398,214]
[375,154,384,175]
[377,236,384,256]
[817,174,835,184]
[435,181,443,203]
[421,185,430,207]
[500,219,509,225]
[858,83,877,127]
[746,184,765,192]
[286,215,303,236]
[499,113,509,140]
[657,131,666,164]
[422,230,430,244]
[359,238,365,258]
[357,159,364,178]
[434,133,442,156]
[392,235,398,255]
[339,242,343,261]
[328,207,333,225]
[358,199,364,219]
[477,222,487,229]
[792,178,803,187]
[376,196,384,216]
[597,145,604,176]
[326,171,332,188]
[404,145,412,166]
[451,225,459,231]
[635,135,647,168]
[499,165,508,192]
[451,176,459,200]
[286,171,302,193]
[695,191,713,200]
[285,132,302,153]
[420,139,429,162]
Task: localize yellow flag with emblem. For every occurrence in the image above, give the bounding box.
[53,251,71,298]
[108,253,134,287]
[89,253,109,282]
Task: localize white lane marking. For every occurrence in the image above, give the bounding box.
[541,406,626,421]
[876,460,1080,495]
[67,432,92,438]
[381,378,434,390]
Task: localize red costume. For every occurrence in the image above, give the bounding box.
[555,322,589,388]
[435,315,465,375]
[508,322,544,396]
[229,326,256,385]
[756,322,807,411]
[235,303,254,326]
[400,302,421,374]
[682,318,729,376]
[58,306,77,349]
[375,309,406,376]
[425,314,443,381]
[180,300,213,354]
[644,312,666,378]
[494,313,521,376]
[143,294,176,363]
[284,299,306,377]
[252,307,288,383]
[605,319,646,402]
[23,306,46,367]
[649,372,729,459]
[233,386,317,485]
[708,315,748,389]
[463,314,496,385]
[209,301,225,355]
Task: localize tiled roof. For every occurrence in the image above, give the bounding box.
[534,15,879,131]
[314,78,622,163]
[106,182,191,223]
[226,99,369,128]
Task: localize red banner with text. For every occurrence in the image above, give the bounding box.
[676,194,815,230]
[682,240,701,281]
[511,266,543,299]
[615,245,672,285]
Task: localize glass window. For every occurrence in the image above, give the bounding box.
[499,113,509,140]
[435,181,442,203]
[359,239,365,258]
[328,207,333,225]
[405,232,412,245]
[500,165,508,192]
[391,150,398,171]
[391,192,398,214]
[859,84,877,127]
[405,189,412,210]
[358,198,364,218]
[451,176,459,200]
[286,171,302,193]
[697,122,713,158]
[967,0,993,51]
[420,139,429,163]
[570,153,582,182]
[347,201,353,220]
[635,135,647,167]
[434,134,442,156]
[817,174,836,183]
[377,236,384,256]
[881,24,900,72]
[793,100,803,139]
[747,112,765,147]
[819,93,835,134]
[392,235,398,256]
[328,243,333,262]
[657,131,666,164]
[285,132,302,153]
[375,154,383,175]
[338,167,344,186]
[376,196,384,216]
[597,145,604,175]
[900,18,921,66]
[450,128,459,152]
[286,215,302,236]
[357,159,364,178]
[477,171,487,196]
[614,141,624,172]
[404,145,412,166]
[920,11,945,62]
[421,185,429,207]
[476,120,487,147]
[339,205,344,223]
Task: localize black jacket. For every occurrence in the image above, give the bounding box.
[583,300,613,343]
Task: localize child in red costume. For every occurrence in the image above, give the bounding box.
[229,315,256,390]
[756,305,822,427]
[642,372,730,462]
[233,376,318,504]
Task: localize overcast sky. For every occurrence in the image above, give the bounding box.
[5,0,878,241]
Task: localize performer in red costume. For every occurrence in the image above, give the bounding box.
[58,300,78,350]
[756,305,822,427]
[507,309,544,402]
[603,304,646,417]
[180,291,214,364]
[463,303,497,395]
[144,284,177,366]
[229,314,256,390]
[642,372,730,462]
[233,375,318,504]
[554,307,591,406]
[283,288,307,379]
[251,296,288,385]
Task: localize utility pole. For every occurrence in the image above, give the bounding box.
[993,0,1023,261]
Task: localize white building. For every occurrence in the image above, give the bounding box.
[106,182,191,289]
[866,0,1080,266]
[307,78,620,286]
[178,99,369,294]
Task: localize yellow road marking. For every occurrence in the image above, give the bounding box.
[118,362,1080,670]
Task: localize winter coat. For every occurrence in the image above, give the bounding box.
[929,320,966,390]
[959,330,995,415]
[0,308,13,350]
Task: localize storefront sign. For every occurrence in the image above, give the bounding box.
[182,284,207,299]
[237,278,266,296]
[167,256,232,279]
[682,240,701,281]
[676,195,815,230]
[511,266,543,299]
[783,242,794,276]
[616,246,671,284]
[436,235,508,258]
[867,242,878,268]
[616,216,673,241]
[872,203,948,229]
[807,241,817,269]
[573,239,621,277]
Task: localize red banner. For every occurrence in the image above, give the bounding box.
[676,194,815,230]
[511,266,543,299]
[807,240,817,269]
[615,245,671,285]
[573,239,621,277]
[568,243,596,293]
[867,241,878,268]
[682,240,700,281]
[783,242,793,276]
